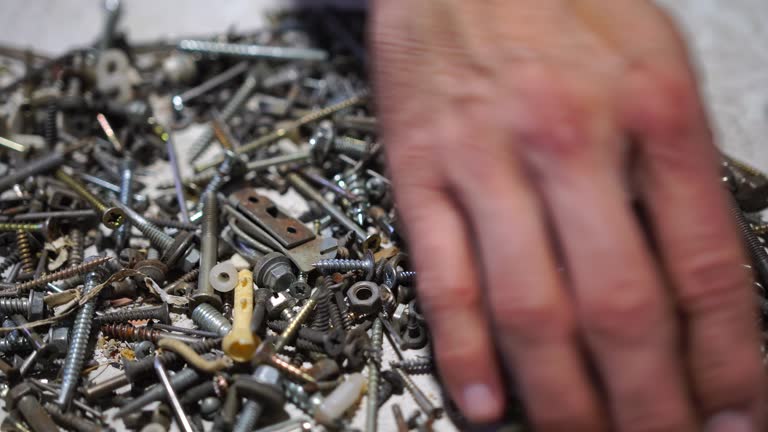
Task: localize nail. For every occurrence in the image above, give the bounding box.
[462,383,501,421]
[705,411,753,432]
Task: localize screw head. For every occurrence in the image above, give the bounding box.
[102,207,125,229]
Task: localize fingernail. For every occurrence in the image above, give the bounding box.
[462,383,501,421]
[705,411,753,432]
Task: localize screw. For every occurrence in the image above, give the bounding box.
[390,357,433,375]
[272,289,322,353]
[178,39,328,62]
[191,191,222,310]
[195,91,369,173]
[7,383,59,432]
[0,219,58,239]
[251,287,271,334]
[0,291,44,321]
[154,354,196,432]
[314,250,376,279]
[54,168,125,229]
[232,365,284,432]
[111,199,200,271]
[57,257,107,409]
[393,367,443,420]
[99,0,122,52]
[172,61,249,113]
[101,323,200,344]
[288,172,380,251]
[0,147,72,192]
[187,71,258,162]
[15,230,35,274]
[95,303,171,324]
[366,318,383,432]
[246,151,311,173]
[115,364,203,418]
[253,344,318,391]
[44,403,103,432]
[191,303,232,337]
[114,157,135,249]
[0,334,32,353]
[12,255,112,293]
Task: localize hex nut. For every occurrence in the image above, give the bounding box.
[47,327,69,357]
[27,291,45,321]
[347,281,381,315]
[254,252,295,292]
[180,247,201,273]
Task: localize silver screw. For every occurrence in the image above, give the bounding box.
[192,191,222,310]
[178,40,328,62]
[314,250,376,276]
[191,303,232,337]
[57,257,106,409]
[114,157,134,249]
[366,318,383,432]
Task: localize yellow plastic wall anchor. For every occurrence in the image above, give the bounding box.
[222,269,261,362]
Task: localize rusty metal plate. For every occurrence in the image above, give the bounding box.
[231,189,315,248]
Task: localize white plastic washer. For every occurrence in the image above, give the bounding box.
[210,261,238,293]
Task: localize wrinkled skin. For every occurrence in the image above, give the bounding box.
[370,1,766,431]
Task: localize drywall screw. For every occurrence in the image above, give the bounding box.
[111,199,200,271]
[191,191,222,310]
[44,403,103,432]
[115,365,203,418]
[55,168,125,229]
[288,172,380,251]
[13,255,112,293]
[172,61,248,113]
[187,71,258,162]
[191,303,232,337]
[314,250,376,277]
[273,288,322,353]
[393,367,443,419]
[15,230,35,274]
[390,357,434,375]
[0,220,58,239]
[154,355,196,432]
[100,323,200,344]
[57,258,107,409]
[8,209,97,222]
[114,157,135,249]
[178,39,328,62]
[366,318,383,432]
[95,303,171,324]
[195,91,368,172]
[309,289,331,332]
[6,382,59,432]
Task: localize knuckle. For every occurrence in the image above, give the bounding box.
[492,299,574,343]
[631,68,700,138]
[581,286,663,343]
[693,351,763,412]
[676,250,750,314]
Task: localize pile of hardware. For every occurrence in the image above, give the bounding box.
[0,5,458,432]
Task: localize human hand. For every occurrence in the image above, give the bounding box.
[370,1,765,430]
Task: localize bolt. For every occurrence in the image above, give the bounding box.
[57,257,107,409]
[366,318,383,432]
[95,303,171,324]
[254,252,296,293]
[55,168,125,229]
[187,71,258,162]
[6,383,59,432]
[111,199,200,271]
[0,291,44,321]
[314,250,376,279]
[191,191,222,310]
[288,172,380,251]
[191,303,232,337]
[114,157,135,249]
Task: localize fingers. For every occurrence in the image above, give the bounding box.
[623,67,766,430]
[516,78,697,431]
[445,104,606,431]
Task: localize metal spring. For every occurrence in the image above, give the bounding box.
[14,256,111,292]
[101,323,161,343]
[16,230,35,273]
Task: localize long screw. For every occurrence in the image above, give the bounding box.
[178,39,328,62]
[57,259,106,409]
[55,168,125,229]
[114,157,134,249]
[195,92,368,172]
[272,289,322,353]
[187,71,258,162]
[101,323,201,344]
[287,172,380,250]
[0,220,57,239]
[13,255,112,292]
[95,303,171,324]
[393,367,443,420]
[172,61,248,113]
